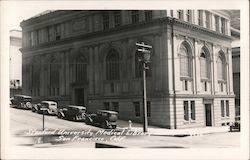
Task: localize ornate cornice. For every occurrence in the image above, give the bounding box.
[172,18,233,41]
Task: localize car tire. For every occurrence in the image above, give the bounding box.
[85,117,92,125]
[101,121,108,129]
[26,102,32,109]
[31,107,36,112]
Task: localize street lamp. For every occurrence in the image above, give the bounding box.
[135,42,152,132]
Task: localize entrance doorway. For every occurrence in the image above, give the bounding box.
[75,88,85,106]
[205,104,212,126]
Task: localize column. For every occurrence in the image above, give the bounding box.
[94,46,100,94]
[153,34,162,91]
[210,44,215,95]
[60,52,65,95]
[65,50,70,95]
[194,40,200,94]
[89,47,94,94]
[228,49,234,95]
[213,45,219,93]
[161,32,168,91]
[173,34,181,92]
[167,32,174,94]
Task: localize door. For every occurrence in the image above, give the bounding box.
[205,104,212,126]
[75,88,85,106]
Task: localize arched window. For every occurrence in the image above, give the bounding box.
[179,42,192,78]
[217,52,226,81]
[75,56,87,82]
[200,47,211,79]
[49,57,60,96]
[106,49,120,80]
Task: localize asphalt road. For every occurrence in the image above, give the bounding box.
[10,107,240,148]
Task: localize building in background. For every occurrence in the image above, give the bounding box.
[230,10,240,116]
[20,10,236,129]
[10,30,22,96]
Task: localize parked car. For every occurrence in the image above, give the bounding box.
[34,101,58,115]
[10,95,32,109]
[57,105,87,121]
[230,115,240,132]
[85,110,118,129]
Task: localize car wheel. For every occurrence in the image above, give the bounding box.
[101,122,108,129]
[26,102,32,109]
[31,107,36,112]
[85,117,91,125]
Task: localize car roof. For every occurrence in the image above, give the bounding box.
[68,105,86,109]
[14,95,32,98]
[97,110,118,114]
[41,101,57,104]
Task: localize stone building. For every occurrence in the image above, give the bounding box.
[21,10,235,129]
[10,30,22,96]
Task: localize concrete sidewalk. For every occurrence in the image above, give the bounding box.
[117,120,230,137]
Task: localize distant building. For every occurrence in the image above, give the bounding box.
[21,10,235,129]
[10,30,22,96]
[230,10,240,116]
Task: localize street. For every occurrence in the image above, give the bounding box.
[10,107,240,148]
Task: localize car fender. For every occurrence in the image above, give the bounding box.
[58,110,65,118]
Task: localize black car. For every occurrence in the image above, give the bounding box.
[57,105,86,121]
[85,110,118,129]
[10,95,32,109]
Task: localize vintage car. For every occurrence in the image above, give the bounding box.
[230,115,240,132]
[10,95,32,109]
[57,105,87,121]
[33,101,58,115]
[85,110,118,129]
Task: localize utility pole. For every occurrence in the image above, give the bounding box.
[136,42,152,132]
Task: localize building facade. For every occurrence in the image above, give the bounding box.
[10,30,22,96]
[21,10,235,129]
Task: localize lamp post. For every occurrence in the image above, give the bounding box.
[136,42,152,132]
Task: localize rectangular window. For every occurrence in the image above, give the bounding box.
[198,10,203,26]
[221,18,226,34]
[145,10,153,21]
[112,102,119,112]
[147,101,151,117]
[226,100,229,117]
[55,24,61,40]
[184,101,189,121]
[220,82,223,92]
[184,80,188,91]
[131,10,139,24]
[30,31,36,46]
[114,11,121,27]
[205,11,210,29]
[110,82,115,93]
[191,101,195,120]
[48,26,54,41]
[204,81,207,91]
[104,102,109,110]
[215,15,219,31]
[134,102,140,117]
[186,10,192,22]
[177,10,184,20]
[221,100,225,117]
[102,12,109,30]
